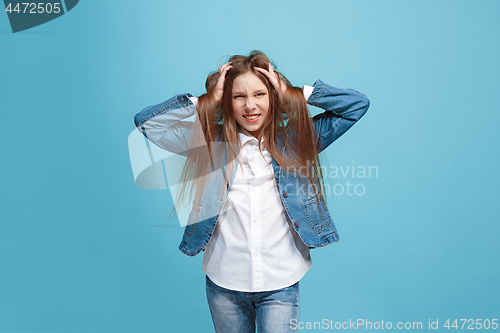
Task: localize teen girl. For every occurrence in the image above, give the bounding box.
[134,51,370,333]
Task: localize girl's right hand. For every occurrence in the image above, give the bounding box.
[213,62,232,104]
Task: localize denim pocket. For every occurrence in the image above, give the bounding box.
[301,197,331,231]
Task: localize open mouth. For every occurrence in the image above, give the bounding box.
[243,114,260,122]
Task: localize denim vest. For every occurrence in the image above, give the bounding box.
[134,80,370,256]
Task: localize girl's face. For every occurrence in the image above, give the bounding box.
[231,72,270,138]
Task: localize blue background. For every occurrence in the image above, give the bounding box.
[1,0,499,332]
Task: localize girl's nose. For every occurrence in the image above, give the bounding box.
[245,97,256,110]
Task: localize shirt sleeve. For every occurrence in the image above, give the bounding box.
[302,85,314,101]
[189,96,198,107]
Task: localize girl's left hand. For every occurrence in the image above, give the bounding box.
[255,64,287,95]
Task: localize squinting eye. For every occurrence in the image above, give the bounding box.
[256,92,266,97]
[233,95,243,98]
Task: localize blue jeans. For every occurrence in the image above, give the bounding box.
[205,275,300,333]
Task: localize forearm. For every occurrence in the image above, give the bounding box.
[134,93,197,154]
[308,80,370,120]
[308,80,370,151]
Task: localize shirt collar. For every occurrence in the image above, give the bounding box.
[238,127,264,146]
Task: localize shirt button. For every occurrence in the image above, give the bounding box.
[254,252,258,257]
[295,221,300,228]
[283,191,288,198]
[253,219,257,223]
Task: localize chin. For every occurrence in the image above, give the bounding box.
[247,126,262,133]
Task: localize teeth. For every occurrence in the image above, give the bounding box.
[245,115,259,120]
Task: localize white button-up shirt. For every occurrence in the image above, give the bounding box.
[202,128,313,292]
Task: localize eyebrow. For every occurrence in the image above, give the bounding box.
[232,90,267,95]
